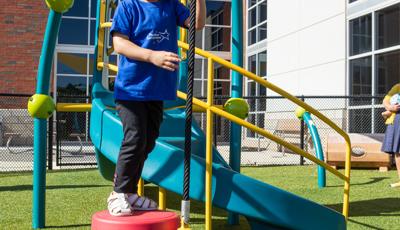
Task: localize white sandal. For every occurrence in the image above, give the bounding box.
[107,192,134,216]
[390,181,400,188]
[128,194,158,211]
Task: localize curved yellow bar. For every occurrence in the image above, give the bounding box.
[177,41,351,218]
[56,103,92,112]
[177,91,348,182]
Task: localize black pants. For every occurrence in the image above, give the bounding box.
[113,100,163,194]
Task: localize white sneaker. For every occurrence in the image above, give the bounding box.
[107,192,134,216]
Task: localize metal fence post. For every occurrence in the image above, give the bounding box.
[47,115,53,170]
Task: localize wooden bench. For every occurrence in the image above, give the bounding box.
[274,119,311,154]
[326,133,391,172]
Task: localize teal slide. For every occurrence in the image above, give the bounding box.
[90,83,346,230]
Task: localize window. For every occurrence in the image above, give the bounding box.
[200,1,231,52]
[349,14,372,56]
[247,0,267,46]
[349,57,372,104]
[246,50,267,137]
[58,0,97,46]
[348,3,400,133]
[56,53,91,96]
[376,50,400,96]
[376,4,400,50]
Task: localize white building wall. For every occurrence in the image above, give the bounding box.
[267,0,347,96]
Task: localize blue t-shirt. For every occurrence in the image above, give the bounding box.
[110,0,190,101]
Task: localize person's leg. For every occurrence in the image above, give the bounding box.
[390,153,400,188]
[126,101,163,210]
[144,101,164,158]
[113,100,148,194]
[127,101,163,189]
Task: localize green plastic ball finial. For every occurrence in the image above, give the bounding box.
[295,107,306,120]
[28,94,55,119]
[45,0,74,13]
[223,98,250,119]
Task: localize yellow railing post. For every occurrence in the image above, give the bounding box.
[343,143,351,218]
[205,58,214,230]
[96,0,107,70]
[159,187,167,211]
[138,178,144,197]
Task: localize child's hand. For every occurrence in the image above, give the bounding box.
[149,51,180,71]
[390,104,400,112]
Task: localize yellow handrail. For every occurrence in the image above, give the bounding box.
[177,40,351,219]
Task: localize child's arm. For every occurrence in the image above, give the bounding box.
[383,98,400,112]
[113,33,180,72]
[184,0,206,30]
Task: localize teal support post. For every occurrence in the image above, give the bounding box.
[303,112,326,188]
[228,0,243,225]
[32,10,62,229]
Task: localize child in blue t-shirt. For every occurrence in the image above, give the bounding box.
[108,0,205,216]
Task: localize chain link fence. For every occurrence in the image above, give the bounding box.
[196,95,388,166]
[0,94,34,171]
[0,93,391,171]
[55,95,96,168]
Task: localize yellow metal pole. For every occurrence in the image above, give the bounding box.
[205,58,214,230]
[96,0,107,70]
[343,144,351,219]
[179,0,187,59]
[138,178,144,196]
[56,103,92,112]
[159,187,167,211]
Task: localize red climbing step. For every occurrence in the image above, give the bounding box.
[91,210,180,230]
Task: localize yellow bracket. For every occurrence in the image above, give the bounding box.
[56,103,91,112]
[100,22,112,29]
[178,219,191,230]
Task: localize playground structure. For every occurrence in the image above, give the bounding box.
[28,0,353,229]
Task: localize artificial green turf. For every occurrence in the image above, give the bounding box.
[0,166,399,229]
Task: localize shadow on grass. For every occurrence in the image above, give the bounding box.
[46,223,91,229]
[327,198,400,217]
[0,184,109,192]
[347,218,385,230]
[327,177,390,188]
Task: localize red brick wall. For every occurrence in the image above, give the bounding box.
[0,1,48,94]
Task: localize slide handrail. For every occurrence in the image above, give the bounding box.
[176,41,351,218]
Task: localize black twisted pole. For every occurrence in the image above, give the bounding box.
[182,0,196,225]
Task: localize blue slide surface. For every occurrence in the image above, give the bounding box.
[90,84,346,230]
